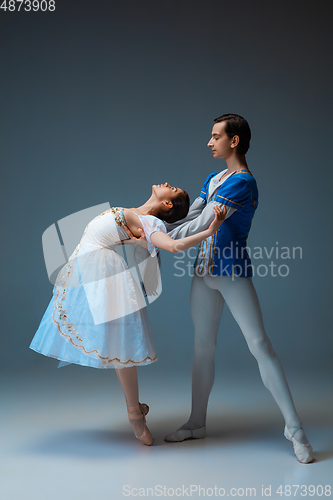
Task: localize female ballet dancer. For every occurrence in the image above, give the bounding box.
[30,182,226,446]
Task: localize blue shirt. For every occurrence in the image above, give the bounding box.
[195,170,259,277]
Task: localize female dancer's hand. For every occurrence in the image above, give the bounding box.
[208,205,227,234]
[123,226,149,249]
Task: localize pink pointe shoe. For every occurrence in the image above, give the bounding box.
[127,403,154,446]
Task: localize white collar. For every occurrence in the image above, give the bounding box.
[208,169,232,199]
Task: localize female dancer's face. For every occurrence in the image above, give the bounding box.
[152,182,182,202]
[207,121,237,159]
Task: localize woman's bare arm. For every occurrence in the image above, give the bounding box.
[150,206,226,253]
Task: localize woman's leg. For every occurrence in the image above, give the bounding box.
[204,275,309,445]
[115,366,145,437]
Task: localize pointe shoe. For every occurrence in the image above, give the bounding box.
[284,425,314,464]
[127,405,154,446]
[139,402,149,416]
[164,423,206,443]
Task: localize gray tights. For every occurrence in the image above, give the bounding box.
[187,273,307,441]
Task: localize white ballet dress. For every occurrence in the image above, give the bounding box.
[29,207,167,369]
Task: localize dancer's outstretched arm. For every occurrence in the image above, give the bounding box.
[124,206,226,253]
[151,205,226,253]
[167,201,236,239]
[165,197,206,232]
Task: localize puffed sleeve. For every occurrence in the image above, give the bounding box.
[140,215,167,256]
[215,176,250,209]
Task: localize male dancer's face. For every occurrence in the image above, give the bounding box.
[207,121,234,160]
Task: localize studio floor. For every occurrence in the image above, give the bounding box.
[1,363,332,500]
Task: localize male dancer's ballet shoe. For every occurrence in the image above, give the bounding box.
[127,405,154,446]
[164,423,206,442]
[284,425,314,464]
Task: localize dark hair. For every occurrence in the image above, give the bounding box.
[157,189,190,223]
[214,114,251,156]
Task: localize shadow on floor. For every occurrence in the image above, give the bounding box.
[21,428,156,459]
[21,412,333,461]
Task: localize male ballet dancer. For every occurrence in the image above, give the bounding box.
[164,114,313,464]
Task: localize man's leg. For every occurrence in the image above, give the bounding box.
[203,274,313,457]
[164,274,224,442]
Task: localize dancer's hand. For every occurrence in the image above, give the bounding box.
[122,226,149,249]
[208,205,227,234]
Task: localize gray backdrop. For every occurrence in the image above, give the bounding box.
[1,0,332,377]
